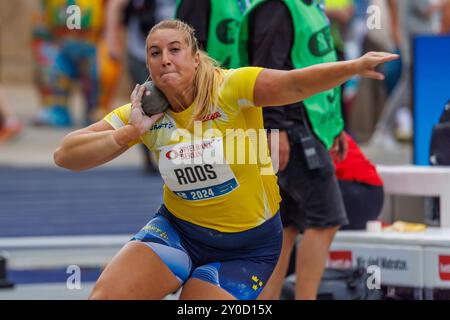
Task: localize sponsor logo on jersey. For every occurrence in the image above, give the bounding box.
[150,122,174,131]
[202,111,222,122]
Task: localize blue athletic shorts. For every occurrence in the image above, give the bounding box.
[131,205,283,300]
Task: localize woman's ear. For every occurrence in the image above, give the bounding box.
[194,51,200,69]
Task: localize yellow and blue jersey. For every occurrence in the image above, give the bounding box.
[104,67,281,232]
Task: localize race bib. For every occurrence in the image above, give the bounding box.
[158,138,239,201]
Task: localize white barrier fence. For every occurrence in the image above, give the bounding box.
[377,165,450,227]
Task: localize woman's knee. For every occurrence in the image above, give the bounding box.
[88,284,111,300]
[88,275,128,300]
[88,276,129,300]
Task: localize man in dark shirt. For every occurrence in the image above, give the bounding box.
[247,1,348,300]
[176,0,211,50]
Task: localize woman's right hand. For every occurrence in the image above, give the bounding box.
[128,84,164,134]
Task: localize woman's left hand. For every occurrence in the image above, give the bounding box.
[353,51,400,80]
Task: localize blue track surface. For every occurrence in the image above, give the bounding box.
[0,166,164,237]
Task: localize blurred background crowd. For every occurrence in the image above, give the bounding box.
[0,0,448,148]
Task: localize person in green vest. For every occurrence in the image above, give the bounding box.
[175,0,252,68]
[238,0,350,300]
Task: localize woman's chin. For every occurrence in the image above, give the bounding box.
[158,76,180,89]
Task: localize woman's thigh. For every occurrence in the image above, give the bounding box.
[89,241,181,300]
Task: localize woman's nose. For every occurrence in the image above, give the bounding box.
[162,50,171,67]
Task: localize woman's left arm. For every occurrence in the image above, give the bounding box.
[253,51,399,107]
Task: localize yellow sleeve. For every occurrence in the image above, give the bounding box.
[221,67,264,109]
[103,103,140,147]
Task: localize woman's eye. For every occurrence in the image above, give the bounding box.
[170,48,180,53]
[151,52,160,57]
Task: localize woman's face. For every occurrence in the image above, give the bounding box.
[146,29,199,92]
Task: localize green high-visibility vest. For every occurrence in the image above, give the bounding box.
[238,0,343,149]
[175,0,251,68]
